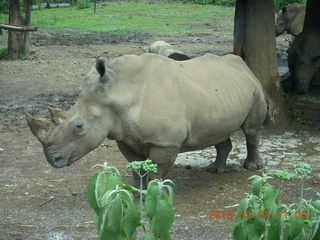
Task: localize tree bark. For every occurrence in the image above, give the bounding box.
[303,0,320,31]
[234,0,288,126]
[8,0,31,58]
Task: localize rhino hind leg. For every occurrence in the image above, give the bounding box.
[241,99,266,171]
[206,138,232,173]
[116,141,147,188]
[242,133,263,170]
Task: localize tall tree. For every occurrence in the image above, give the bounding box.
[8,0,31,58]
[234,0,288,126]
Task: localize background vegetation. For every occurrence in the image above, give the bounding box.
[0,0,308,14]
[0,1,234,36]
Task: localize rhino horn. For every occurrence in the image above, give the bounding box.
[48,106,66,124]
[25,111,51,142]
[96,56,110,83]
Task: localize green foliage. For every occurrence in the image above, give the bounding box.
[273,170,293,181]
[0,0,9,14]
[87,161,175,240]
[295,163,312,177]
[233,167,320,240]
[11,2,233,36]
[127,160,157,173]
[76,0,91,9]
[274,0,307,11]
[0,47,11,60]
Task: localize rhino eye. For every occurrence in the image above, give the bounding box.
[72,119,84,135]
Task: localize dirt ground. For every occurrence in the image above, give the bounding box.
[0,26,319,240]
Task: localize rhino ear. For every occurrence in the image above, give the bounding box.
[96,56,110,84]
[25,111,51,142]
[96,56,106,77]
[48,106,66,125]
[282,6,287,14]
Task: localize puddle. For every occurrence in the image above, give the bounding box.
[175,130,320,174]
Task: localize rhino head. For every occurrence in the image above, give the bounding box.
[275,4,305,37]
[25,57,115,168]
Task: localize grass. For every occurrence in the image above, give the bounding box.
[0,2,234,36]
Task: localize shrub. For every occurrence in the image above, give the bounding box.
[274,0,307,11]
[76,0,91,9]
[0,47,12,60]
[87,160,175,240]
[232,164,320,240]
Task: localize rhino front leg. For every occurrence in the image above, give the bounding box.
[148,146,179,181]
[116,141,147,187]
[206,138,232,173]
[294,63,314,94]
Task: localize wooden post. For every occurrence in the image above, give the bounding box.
[234,0,288,126]
[8,0,31,58]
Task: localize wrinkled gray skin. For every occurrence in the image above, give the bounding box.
[275,3,305,37]
[26,53,267,186]
[288,29,320,94]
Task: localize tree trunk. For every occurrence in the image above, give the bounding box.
[8,0,31,58]
[303,0,320,31]
[234,0,288,126]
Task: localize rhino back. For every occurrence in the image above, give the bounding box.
[106,53,265,149]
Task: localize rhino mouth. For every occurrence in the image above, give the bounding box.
[52,155,69,168]
[45,151,69,168]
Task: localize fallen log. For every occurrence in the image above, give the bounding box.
[0,23,37,32]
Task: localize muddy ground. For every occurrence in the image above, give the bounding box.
[1,24,320,240]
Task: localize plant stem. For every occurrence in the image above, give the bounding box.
[300,177,304,205]
[138,170,148,234]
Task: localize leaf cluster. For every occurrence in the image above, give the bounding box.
[232,168,320,240]
[87,161,175,240]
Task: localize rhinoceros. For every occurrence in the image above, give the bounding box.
[275,3,305,37]
[149,40,191,61]
[288,29,320,93]
[25,53,267,184]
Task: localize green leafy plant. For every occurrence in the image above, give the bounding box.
[87,160,175,240]
[0,47,12,60]
[76,0,91,9]
[232,164,320,240]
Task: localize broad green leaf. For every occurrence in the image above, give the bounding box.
[251,177,263,197]
[311,200,320,212]
[109,195,123,234]
[151,194,174,240]
[264,207,281,240]
[233,225,243,240]
[163,184,174,205]
[96,171,123,207]
[141,234,156,240]
[94,212,99,230]
[288,211,303,239]
[95,172,110,207]
[248,206,266,238]
[99,204,114,240]
[311,220,320,240]
[105,172,123,190]
[232,198,250,228]
[123,205,141,240]
[145,181,160,219]
[263,185,278,211]
[87,173,100,214]
[243,218,265,240]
